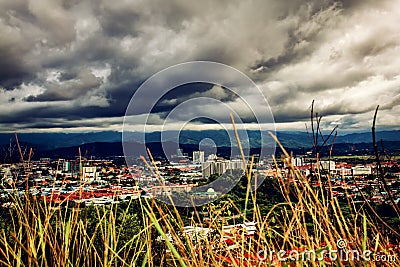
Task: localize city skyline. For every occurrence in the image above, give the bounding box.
[1,1,400,133]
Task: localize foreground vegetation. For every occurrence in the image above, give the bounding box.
[1,143,399,266]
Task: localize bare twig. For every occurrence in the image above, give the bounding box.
[14,132,24,165]
[380,139,393,162]
[372,105,400,216]
[230,113,247,177]
[310,100,316,155]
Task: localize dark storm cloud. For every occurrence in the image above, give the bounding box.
[94,5,141,37]
[0,0,77,86]
[26,69,104,101]
[150,83,240,114]
[251,2,342,73]
[0,18,37,87]
[0,0,400,131]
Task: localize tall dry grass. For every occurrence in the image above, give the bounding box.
[0,193,155,266]
[135,132,399,267]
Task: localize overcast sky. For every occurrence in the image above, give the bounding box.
[1,0,400,133]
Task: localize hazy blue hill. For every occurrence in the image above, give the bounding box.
[276,131,312,148]
[0,131,122,149]
[2,131,400,161]
[1,130,399,152]
[336,131,400,143]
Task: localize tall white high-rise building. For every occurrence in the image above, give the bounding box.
[82,166,98,182]
[291,157,304,167]
[208,154,217,160]
[214,160,230,175]
[192,151,205,163]
[202,159,245,178]
[202,161,213,178]
[320,160,335,171]
[229,159,245,170]
[63,161,71,172]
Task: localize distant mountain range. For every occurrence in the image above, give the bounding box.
[0,132,122,150]
[1,130,400,149]
[0,130,399,161]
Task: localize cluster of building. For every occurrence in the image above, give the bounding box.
[0,157,144,206]
[262,156,400,204]
[0,149,247,206]
[285,158,375,177]
[1,149,399,206]
[165,150,246,179]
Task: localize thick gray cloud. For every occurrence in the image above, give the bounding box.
[0,0,399,132]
